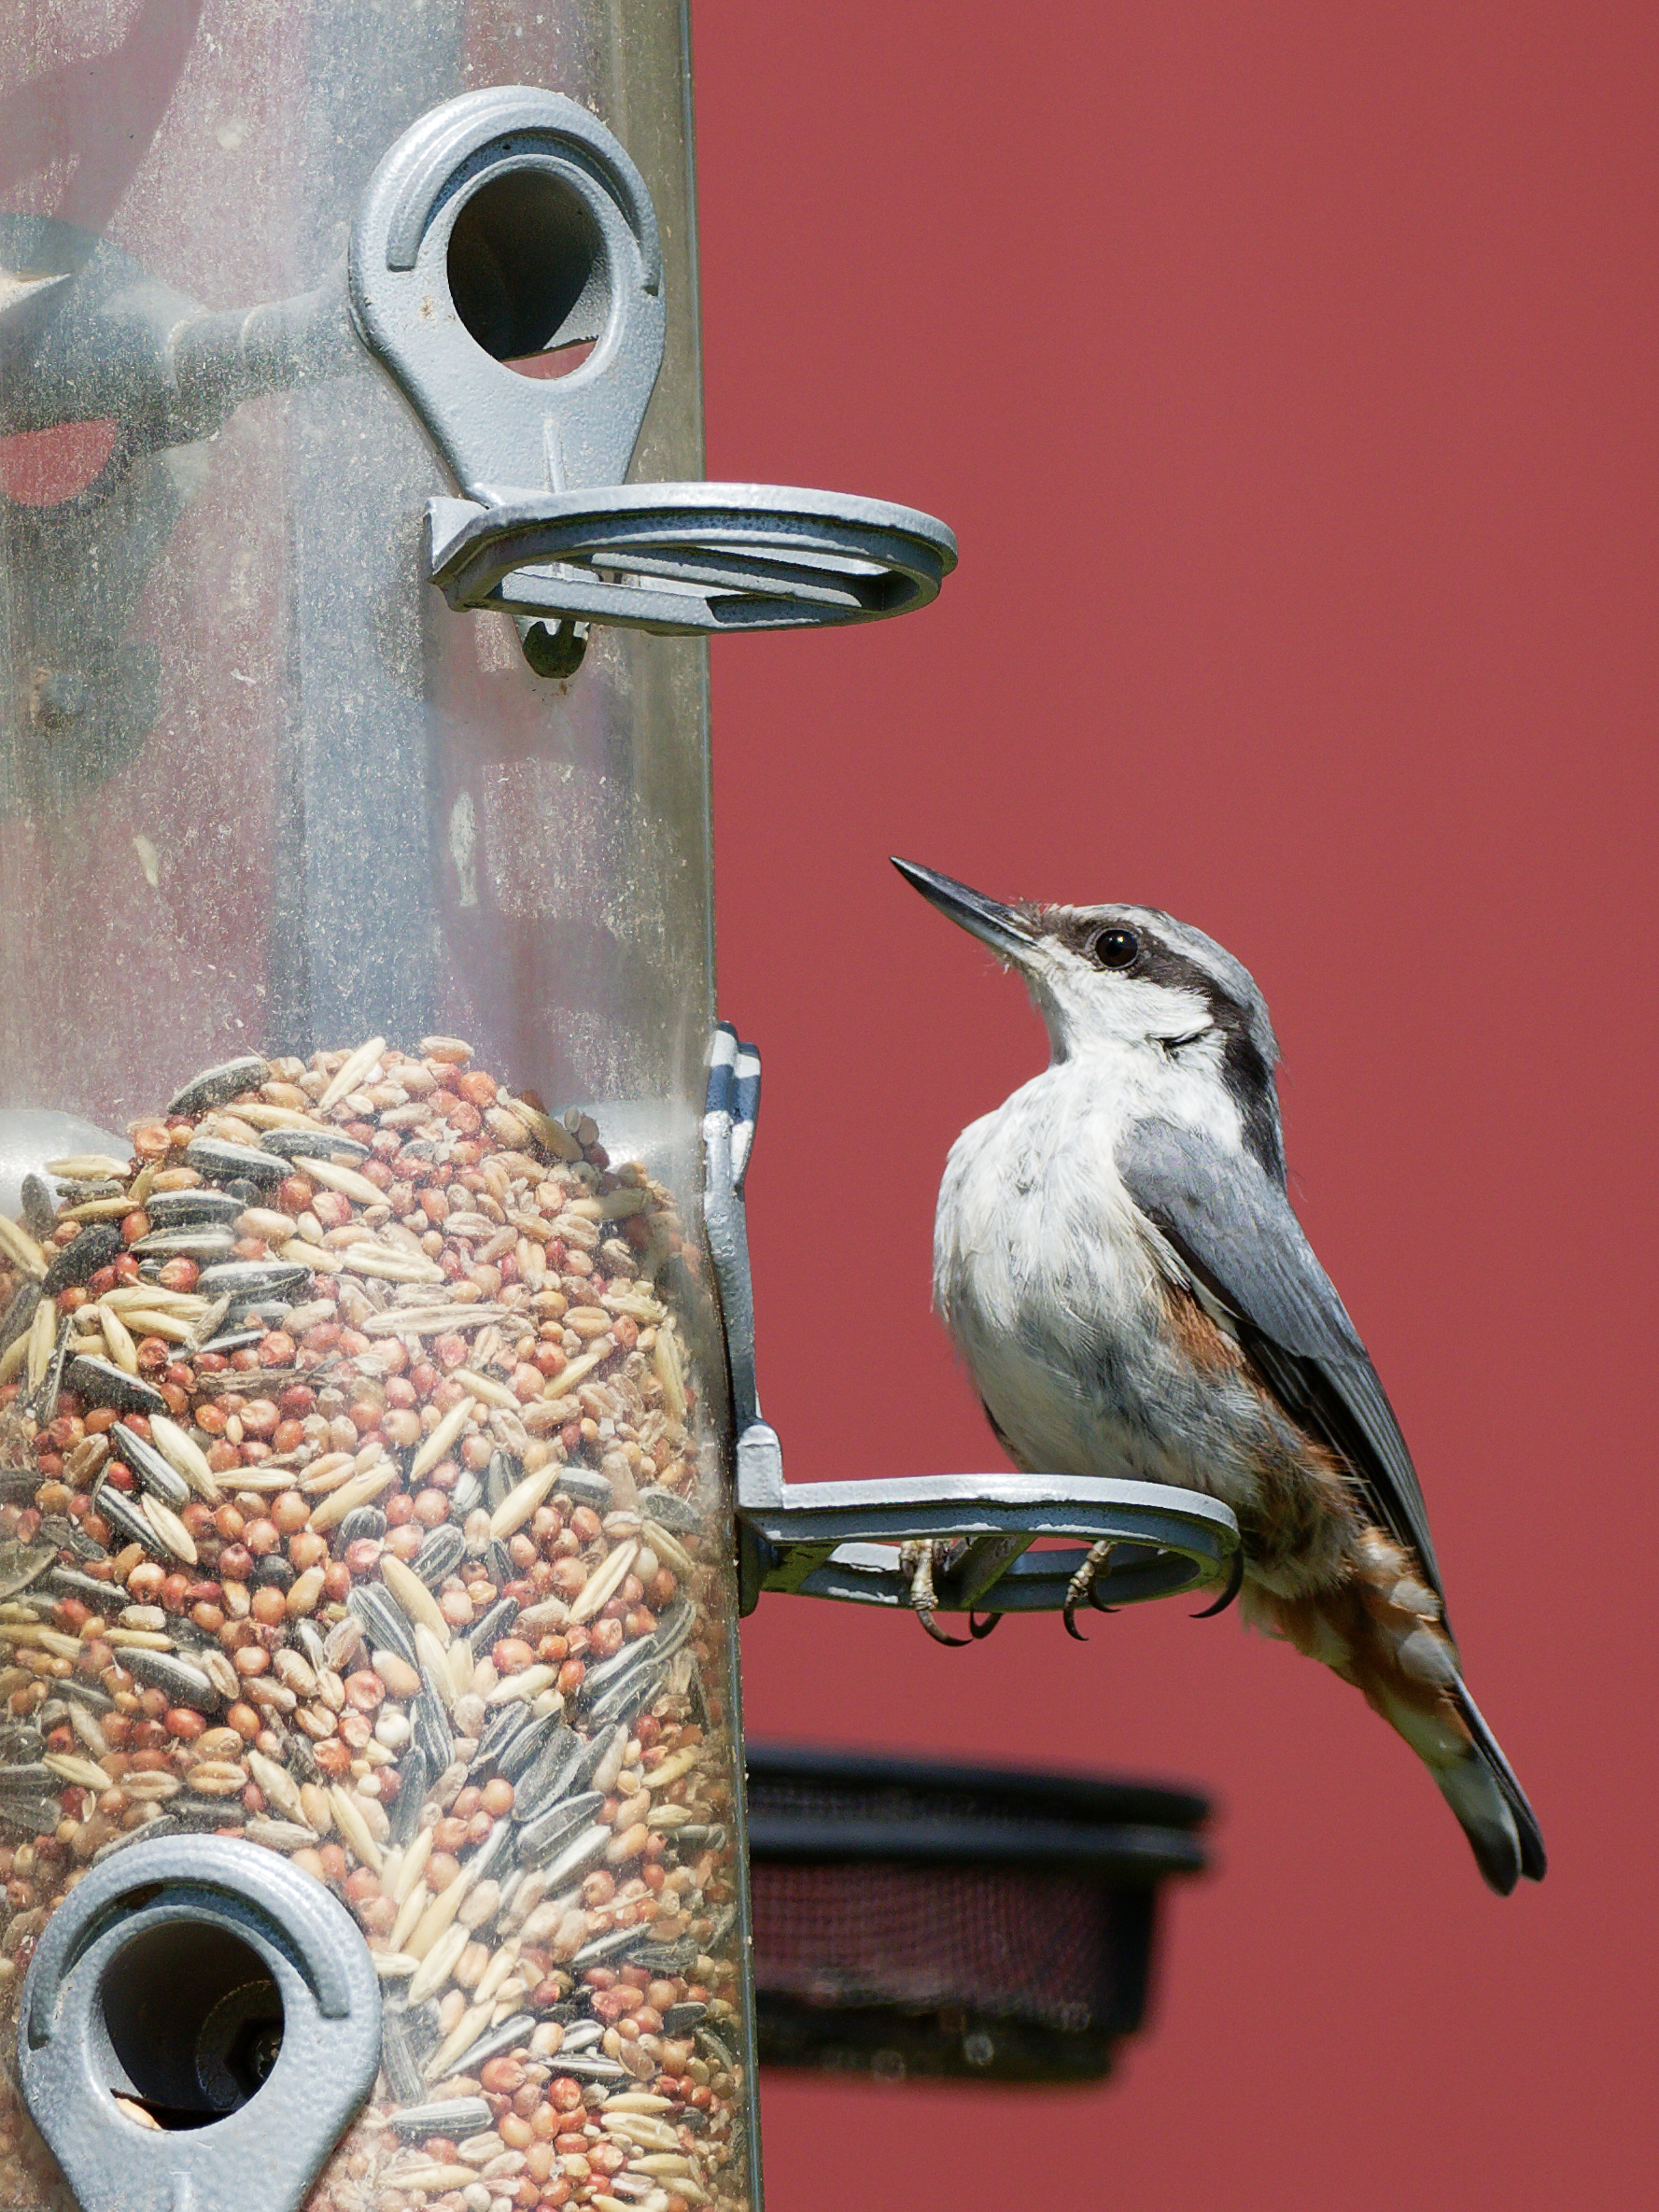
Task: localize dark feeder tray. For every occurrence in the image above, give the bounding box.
[744,1745,1210,2084]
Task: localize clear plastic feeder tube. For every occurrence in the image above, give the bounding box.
[0,7,754,2209]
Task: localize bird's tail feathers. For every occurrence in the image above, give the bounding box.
[1245,1565,1545,1895]
[1429,1743,1526,1895]
[1369,1667,1541,1896]
[1449,1681,1548,1887]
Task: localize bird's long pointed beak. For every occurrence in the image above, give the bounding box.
[891,857,1036,963]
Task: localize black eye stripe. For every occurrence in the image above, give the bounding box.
[1041,905,1286,1181]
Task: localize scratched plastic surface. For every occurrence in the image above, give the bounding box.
[0,7,753,2210]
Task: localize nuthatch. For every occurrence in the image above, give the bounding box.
[894,858,1545,1896]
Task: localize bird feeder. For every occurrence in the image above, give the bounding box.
[0,7,1231,2211]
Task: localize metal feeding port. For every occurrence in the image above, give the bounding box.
[350,87,958,676]
[700,1028,1243,1629]
[17,1836,380,2212]
[744,1747,1208,2083]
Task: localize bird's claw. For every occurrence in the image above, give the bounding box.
[1062,1540,1118,1641]
[901,1541,971,1646]
[968,1610,1003,1640]
[1191,1544,1244,1618]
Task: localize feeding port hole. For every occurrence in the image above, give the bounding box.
[98,1918,284,2131]
[446,166,608,375]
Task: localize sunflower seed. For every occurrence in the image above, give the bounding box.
[387,2098,493,2143]
[380,2002,441,2102]
[111,1423,190,1509]
[121,1649,222,1714]
[470,1701,537,1779]
[41,1225,122,1296]
[466,1596,519,1659]
[484,1451,515,1513]
[165,1796,246,1830]
[491,1716,569,1794]
[515,1791,604,1866]
[66,1358,165,1415]
[197,1260,311,1302]
[632,1934,699,1976]
[541,2050,627,2083]
[347,1585,416,1666]
[131,1228,237,1263]
[93,1479,164,1554]
[575,1640,658,1711]
[167,1057,270,1118]
[513,1725,583,1808]
[145,1190,246,1227]
[413,1691,452,1775]
[534,1820,613,1890]
[570,1923,643,1969]
[0,1281,41,1355]
[583,1660,668,1733]
[443,2015,536,2080]
[91,1813,176,1863]
[338,1506,388,1546]
[556,1468,613,1511]
[664,1825,726,1855]
[0,1542,55,1605]
[638,1486,700,1535]
[43,1567,116,1606]
[573,1722,629,1796]
[258,1127,372,1164]
[49,1673,114,1713]
[412,1524,465,1588]
[26,1326,73,1426]
[20,1176,57,1242]
[192,1330,264,1359]
[0,1764,59,1796]
[0,1796,63,1837]
[183,1137,288,1187]
[388,1745,429,1847]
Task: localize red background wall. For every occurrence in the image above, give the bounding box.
[691,5,1655,2206]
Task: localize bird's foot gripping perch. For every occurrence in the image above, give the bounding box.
[1062,1541,1118,1641]
[899,1539,971,1645]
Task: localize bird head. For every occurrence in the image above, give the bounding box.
[892,857,1285,1173]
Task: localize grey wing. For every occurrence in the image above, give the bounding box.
[1115,1117,1447,1607]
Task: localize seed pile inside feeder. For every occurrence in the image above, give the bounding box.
[0,1039,749,2212]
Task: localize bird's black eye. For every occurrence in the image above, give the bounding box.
[1090,926,1140,970]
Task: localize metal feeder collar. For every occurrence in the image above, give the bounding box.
[18,1836,380,2212]
[2,83,954,726]
[348,86,958,676]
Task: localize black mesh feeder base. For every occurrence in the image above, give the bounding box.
[744,1746,1210,2085]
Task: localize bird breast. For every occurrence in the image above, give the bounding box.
[933,1066,1179,1481]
